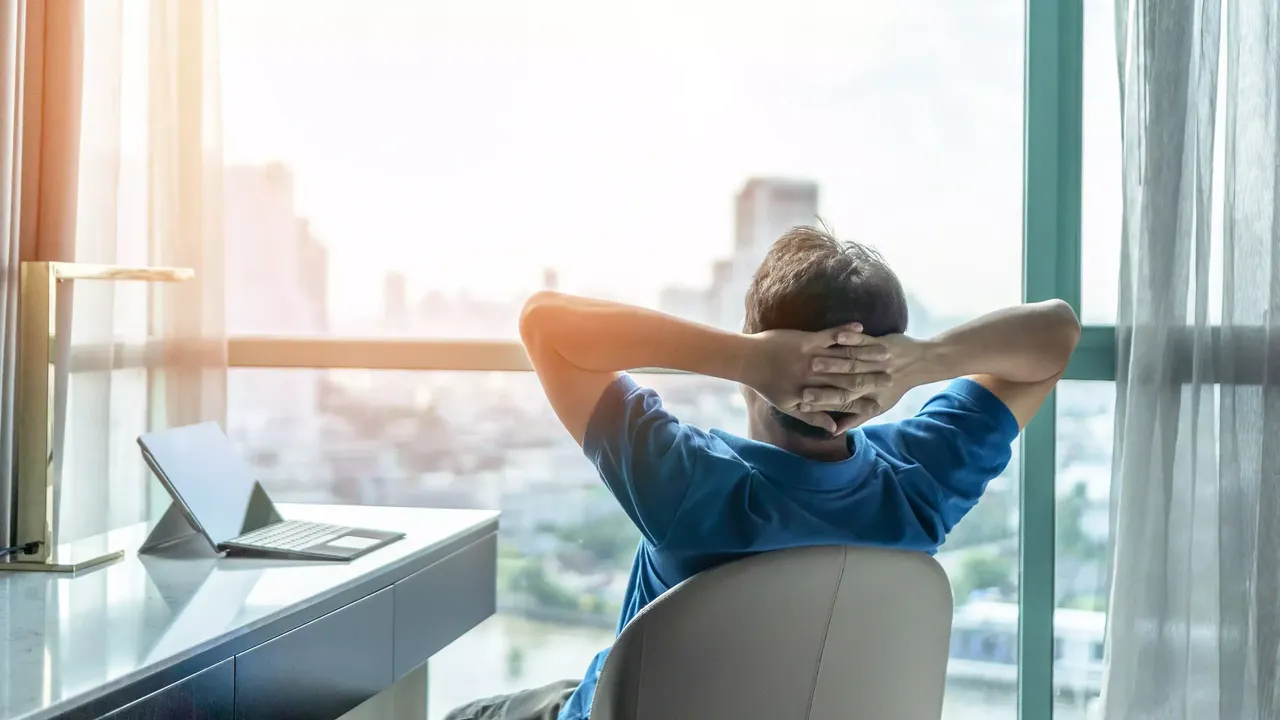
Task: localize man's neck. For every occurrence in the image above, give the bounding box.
[747,416,852,462]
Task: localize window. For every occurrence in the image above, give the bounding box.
[229,368,1021,719]
[1052,380,1113,718]
[211,2,1090,719]
[0,1,1101,715]
[1079,0,1122,324]
[219,0,1025,341]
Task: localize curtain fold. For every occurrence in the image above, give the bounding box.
[0,0,89,547]
[0,0,24,547]
[1217,1,1280,715]
[50,0,226,543]
[1103,0,1280,717]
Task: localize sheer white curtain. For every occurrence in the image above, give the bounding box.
[55,0,226,542]
[0,1,25,548]
[1103,0,1280,717]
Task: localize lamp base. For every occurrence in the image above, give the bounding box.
[3,537,126,574]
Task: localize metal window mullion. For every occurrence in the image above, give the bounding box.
[1022,1,1083,719]
[1064,326,1117,380]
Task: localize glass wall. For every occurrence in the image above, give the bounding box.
[1052,381,1114,720]
[228,368,1022,719]
[211,1,1145,718]
[1079,0,1121,325]
[218,0,1025,341]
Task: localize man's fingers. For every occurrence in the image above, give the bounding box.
[808,322,869,350]
[803,373,893,400]
[790,410,837,434]
[798,390,883,415]
[837,343,892,361]
[811,354,891,374]
[832,407,879,434]
[845,397,882,417]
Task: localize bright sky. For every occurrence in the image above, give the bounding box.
[218,0,1122,323]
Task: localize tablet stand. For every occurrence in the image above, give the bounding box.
[139,503,208,554]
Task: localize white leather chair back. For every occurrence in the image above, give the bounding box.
[591,545,953,720]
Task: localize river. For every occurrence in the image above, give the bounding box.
[427,614,1098,719]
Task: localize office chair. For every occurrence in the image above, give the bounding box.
[591,545,953,720]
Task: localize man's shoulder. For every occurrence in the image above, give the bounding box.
[860,379,1019,473]
[584,374,739,463]
[867,379,1018,437]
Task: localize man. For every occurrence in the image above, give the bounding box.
[446,226,1080,720]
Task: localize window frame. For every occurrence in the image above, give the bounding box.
[222,3,1097,719]
[1021,2,1086,719]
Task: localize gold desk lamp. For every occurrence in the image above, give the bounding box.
[7,261,193,573]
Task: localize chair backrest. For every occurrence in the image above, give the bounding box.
[590,545,953,720]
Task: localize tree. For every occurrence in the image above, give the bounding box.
[945,487,1013,549]
[554,515,641,567]
[511,561,580,611]
[951,549,1016,603]
[1056,481,1105,562]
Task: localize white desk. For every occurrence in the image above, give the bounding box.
[0,504,499,720]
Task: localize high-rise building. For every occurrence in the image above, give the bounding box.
[224,162,327,337]
[542,268,559,291]
[384,271,409,332]
[721,178,820,330]
[297,219,329,334]
[709,259,736,330]
[734,178,820,257]
[223,163,324,479]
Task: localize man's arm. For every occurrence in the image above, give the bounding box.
[924,300,1080,427]
[518,291,887,445]
[807,300,1081,427]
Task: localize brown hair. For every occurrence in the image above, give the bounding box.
[743,225,908,438]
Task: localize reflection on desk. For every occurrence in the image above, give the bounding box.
[1,504,499,720]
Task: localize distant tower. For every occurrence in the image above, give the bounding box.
[222,162,322,487]
[709,258,735,329]
[384,271,408,330]
[542,268,559,291]
[297,219,329,333]
[724,178,820,329]
[734,178,820,257]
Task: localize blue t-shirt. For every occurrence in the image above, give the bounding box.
[557,374,1020,720]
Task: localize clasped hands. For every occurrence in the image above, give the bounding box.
[741,323,922,435]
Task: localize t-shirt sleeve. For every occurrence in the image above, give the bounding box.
[581,374,708,546]
[863,378,1020,533]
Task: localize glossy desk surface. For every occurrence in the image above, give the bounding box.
[0,504,499,720]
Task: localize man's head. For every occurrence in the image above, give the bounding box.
[742,225,908,440]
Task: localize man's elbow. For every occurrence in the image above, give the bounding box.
[1043,298,1082,369]
[519,291,567,348]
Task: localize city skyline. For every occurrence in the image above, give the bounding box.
[218,0,1044,326]
[225,163,965,339]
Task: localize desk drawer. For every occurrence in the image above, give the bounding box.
[235,587,393,720]
[393,532,497,678]
[102,658,234,720]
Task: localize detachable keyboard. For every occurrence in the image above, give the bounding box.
[231,520,351,551]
